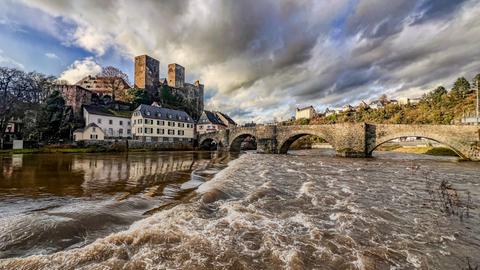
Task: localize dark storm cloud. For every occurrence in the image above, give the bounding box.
[11,0,480,122]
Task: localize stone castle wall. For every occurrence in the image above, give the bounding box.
[55,85,95,116]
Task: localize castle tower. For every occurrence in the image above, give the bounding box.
[134,55,160,90]
[167,63,185,88]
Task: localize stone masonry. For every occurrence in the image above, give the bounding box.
[198,123,480,161]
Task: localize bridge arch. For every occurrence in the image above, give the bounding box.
[277,127,336,154]
[229,132,257,152]
[199,137,223,150]
[369,126,471,159]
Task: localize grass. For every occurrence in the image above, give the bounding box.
[0,147,195,155]
[0,147,100,155]
[391,146,458,156]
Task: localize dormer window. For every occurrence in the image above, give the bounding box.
[146,111,151,116]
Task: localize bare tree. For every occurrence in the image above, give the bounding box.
[99,66,129,101]
[0,67,55,146]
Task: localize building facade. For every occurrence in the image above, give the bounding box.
[131,104,195,142]
[83,105,132,139]
[214,111,237,128]
[295,106,316,120]
[197,110,227,134]
[73,123,105,141]
[76,75,131,102]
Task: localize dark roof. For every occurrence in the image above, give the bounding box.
[135,104,194,123]
[84,105,133,118]
[215,111,236,125]
[74,122,101,133]
[198,110,226,126]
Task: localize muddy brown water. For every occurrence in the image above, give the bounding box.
[0,150,479,269]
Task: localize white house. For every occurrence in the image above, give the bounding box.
[131,104,195,142]
[295,106,316,120]
[197,110,227,134]
[369,100,384,109]
[83,105,132,139]
[73,123,105,141]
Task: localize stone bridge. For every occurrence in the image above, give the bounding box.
[198,123,480,161]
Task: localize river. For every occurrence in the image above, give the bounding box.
[0,150,479,269]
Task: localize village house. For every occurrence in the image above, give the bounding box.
[131,103,195,142]
[295,106,316,120]
[214,111,237,128]
[196,110,227,134]
[83,105,133,139]
[73,123,105,141]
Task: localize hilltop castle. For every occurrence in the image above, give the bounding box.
[134,55,204,120]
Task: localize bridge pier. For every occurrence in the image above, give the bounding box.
[256,138,278,154]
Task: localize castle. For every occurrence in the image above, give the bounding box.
[134,55,204,120]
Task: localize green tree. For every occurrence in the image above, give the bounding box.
[37,91,70,142]
[127,88,151,108]
[451,77,471,99]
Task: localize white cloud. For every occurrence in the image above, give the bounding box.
[8,0,480,122]
[0,49,25,69]
[45,52,59,59]
[58,57,102,84]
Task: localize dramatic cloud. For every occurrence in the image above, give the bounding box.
[58,57,102,84]
[5,0,480,122]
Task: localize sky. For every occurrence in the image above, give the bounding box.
[1,0,480,123]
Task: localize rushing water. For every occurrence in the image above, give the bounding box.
[0,150,479,269]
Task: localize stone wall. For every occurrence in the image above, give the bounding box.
[77,139,193,151]
[56,85,95,116]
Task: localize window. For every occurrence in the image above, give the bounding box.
[168,129,175,135]
[144,127,149,133]
[127,129,131,134]
[127,121,130,125]
[97,118,102,124]
[134,119,136,125]
[160,129,164,134]
[120,120,123,125]
[119,128,123,134]
[157,120,160,125]
[168,114,172,119]
[109,120,113,125]
[138,128,142,133]
[139,119,142,124]
[92,127,96,132]
[108,128,113,134]
[146,111,151,116]
[177,130,184,135]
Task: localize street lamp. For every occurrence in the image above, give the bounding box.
[477,78,479,125]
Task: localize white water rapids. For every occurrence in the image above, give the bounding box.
[0,150,479,269]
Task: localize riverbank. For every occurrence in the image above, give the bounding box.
[0,147,206,155]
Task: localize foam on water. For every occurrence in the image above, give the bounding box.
[0,151,479,269]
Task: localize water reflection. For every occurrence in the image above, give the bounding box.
[0,151,237,258]
[0,152,232,197]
